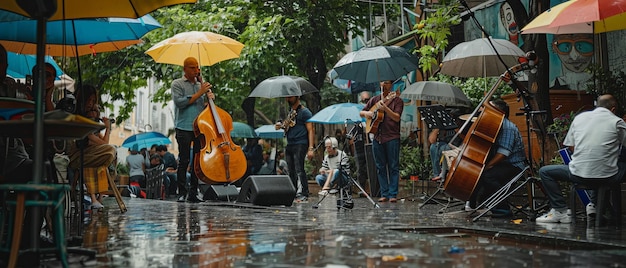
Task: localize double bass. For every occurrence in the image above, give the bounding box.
[193,77,247,184]
[443,54,537,201]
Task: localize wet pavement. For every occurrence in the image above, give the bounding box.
[40,188,626,267]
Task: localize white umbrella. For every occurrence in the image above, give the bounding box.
[400,81,472,107]
[440,38,525,78]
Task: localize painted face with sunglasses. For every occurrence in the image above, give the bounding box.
[552,34,593,73]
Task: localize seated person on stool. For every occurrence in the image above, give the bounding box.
[467,99,527,217]
[316,137,350,196]
[68,85,115,210]
[156,145,178,195]
[537,94,626,224]
[0,44,58,252]
[149,153,169,196]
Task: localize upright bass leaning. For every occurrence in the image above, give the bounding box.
[193,75,247,185]
[444,55,536,208]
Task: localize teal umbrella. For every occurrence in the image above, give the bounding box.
[308,103,365,124]
[231,122,257,138]
[6,51,63,80]
[255,125,284,139]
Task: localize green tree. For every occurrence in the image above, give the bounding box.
[61,1,373,130]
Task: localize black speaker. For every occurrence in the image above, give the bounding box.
[237,175,296,206]
[203,184,239,201]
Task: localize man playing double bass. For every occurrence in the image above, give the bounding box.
[172,57,214,203]
[468,99,527,216]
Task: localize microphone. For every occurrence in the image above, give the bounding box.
[525,51,538,74]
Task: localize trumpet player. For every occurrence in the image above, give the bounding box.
[275,95,315,203]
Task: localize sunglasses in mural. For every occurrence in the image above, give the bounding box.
[552,39,593,57]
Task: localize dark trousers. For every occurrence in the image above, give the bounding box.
[175,129,199,197]
[285,143,308,196]
[469,162,522,210]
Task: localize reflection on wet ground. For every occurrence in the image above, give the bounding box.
[50,193,626,267]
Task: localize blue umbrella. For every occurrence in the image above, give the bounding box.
[0,12,162,56]
[231,122,257,138]
[6,52,62,80]
[122,131,171,149]
[308,103,365,125]
[255,125,284,139]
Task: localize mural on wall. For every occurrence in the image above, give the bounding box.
[464,0,593,90]
[548,33,594,90]
[499,1,520,46]
[546,0,594,90]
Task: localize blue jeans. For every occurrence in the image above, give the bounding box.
[315,169,347,188]
[372,138,400,199]
[286,143,309,196]
[430,141,449,177]
[539,164,621,210]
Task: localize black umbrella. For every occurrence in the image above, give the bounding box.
[248,75,318,98]
[332,46,419,84]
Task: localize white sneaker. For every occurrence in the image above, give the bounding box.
[329,189,339,194]
[318,190,329,196]
[464,201,473,212]
[586,203,596,217]
[91,201,104,209]
[536,208,572,223]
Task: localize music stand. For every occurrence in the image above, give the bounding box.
[415,105,461,207]
[417,105,458,131]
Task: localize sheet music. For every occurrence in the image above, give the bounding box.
[417,105,458,130]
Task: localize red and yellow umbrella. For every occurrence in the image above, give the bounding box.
[522,0,626,34]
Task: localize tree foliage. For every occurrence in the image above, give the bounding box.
[60,0,372,128]
[414,2,461,77]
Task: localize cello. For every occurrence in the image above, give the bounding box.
[443,54,537,201]
[193,77,247,184]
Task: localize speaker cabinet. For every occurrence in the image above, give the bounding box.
[203,184,239,201]
[237,175,296,206]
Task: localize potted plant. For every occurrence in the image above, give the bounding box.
[116,162,130,185]
[399,141,431,182]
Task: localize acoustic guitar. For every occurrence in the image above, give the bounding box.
[365,91,397,134]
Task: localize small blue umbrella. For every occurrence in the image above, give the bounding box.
[122,131,171,149]
[231,122,257,138]
[308,103,365,125]
[6,52,63,80]
[255,125,284,139]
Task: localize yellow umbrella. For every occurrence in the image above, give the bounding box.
[0,0,196,21]
[521,0,626,34]
[145,31,244,66]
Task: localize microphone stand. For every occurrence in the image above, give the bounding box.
[310,136,330,152]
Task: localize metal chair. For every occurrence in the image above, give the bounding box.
[0,184,69,268]
[570,179,622,227]
[470,166,531,222]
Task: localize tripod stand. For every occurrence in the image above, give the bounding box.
[312,126,380,210]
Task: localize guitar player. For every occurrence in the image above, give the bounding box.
[359,80,404,203]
